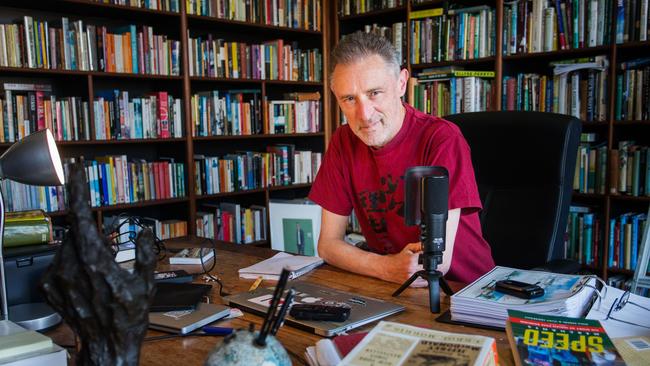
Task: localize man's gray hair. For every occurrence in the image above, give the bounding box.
[329,31,401,84]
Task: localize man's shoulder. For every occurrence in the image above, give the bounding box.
[406,105,463,139]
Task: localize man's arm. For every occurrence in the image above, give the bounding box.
[317,208,461,283]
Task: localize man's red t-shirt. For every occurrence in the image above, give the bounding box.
[308,104,494,283]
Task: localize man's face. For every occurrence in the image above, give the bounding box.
[331,54,409,148]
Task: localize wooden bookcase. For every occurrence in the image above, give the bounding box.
[330,0,650,282]
[0,0,330,248]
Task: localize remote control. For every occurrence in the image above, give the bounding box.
[153,270,193,283]
[289,302,351,322]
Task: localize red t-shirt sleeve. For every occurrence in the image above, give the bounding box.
[424,124,482,213]
[308,130,353,216]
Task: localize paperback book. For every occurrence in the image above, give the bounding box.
[506,309,625,366]
[339,321,497,366]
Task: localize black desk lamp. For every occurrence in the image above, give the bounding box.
[0,129,65,330]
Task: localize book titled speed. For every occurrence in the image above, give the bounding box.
[506,310,626,366]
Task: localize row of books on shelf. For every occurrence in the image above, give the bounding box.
[503,56,609,122]
[337,0,403,16]
[0,18,180,75]
[606,274,650,296]
[503,0,613,56]
[187,0,322,31]
[94,90,183,140]
[409,70,495,116]
[409,6,497,63]
[187,36,322,81]
[0,155,188,212]
[566,205,648,271]
[574,138,649,196]
[80,156,186,207]
[94,0,180,12]
[615,60,650,121]
[192,89,322,137]
[193,147,322,195]
[196,202,267,244]
[615,0,650,43]
[0,83,90,143]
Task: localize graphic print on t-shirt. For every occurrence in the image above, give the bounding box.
[358,174,404,253]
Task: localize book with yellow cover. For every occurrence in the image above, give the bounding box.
[3,210,52,248]
[506,309,626,366]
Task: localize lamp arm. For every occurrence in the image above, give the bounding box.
[0,187,8,321]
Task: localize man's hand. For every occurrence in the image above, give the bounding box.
[380,242,428,287]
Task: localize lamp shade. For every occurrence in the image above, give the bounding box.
[0,129,64,186]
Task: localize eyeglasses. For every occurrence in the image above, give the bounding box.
[604,290,650,329]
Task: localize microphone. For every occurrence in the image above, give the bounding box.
[421,173,448,272]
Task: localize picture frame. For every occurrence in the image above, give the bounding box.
[269,199,321,256]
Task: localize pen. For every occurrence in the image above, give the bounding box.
[256,268,291,345]
[271,288,295,335]
[201,326,234,335]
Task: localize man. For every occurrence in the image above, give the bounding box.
[308,31,494,286]
[296,223,305,255]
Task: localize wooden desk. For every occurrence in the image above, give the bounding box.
[49,240,514,365]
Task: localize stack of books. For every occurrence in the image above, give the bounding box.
[450,266,597,328]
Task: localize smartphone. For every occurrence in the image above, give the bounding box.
[494,280,544,299]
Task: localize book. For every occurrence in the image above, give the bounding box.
[238,252,324,280]
[149,302,230,335]
[168,247,215,265]
[0,321,53,361]
[338,321,498,366]
[506,309,625,366]
[3,210,52,248]
[305,332,368,366]
[450,266,597,328]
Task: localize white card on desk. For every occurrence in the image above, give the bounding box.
[586,285,650,338]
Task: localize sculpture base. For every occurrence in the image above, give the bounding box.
[10,302,62,331]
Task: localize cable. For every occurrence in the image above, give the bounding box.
[105,213,167,261]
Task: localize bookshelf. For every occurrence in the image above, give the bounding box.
[331,0,649,283]
[0,0,329,248]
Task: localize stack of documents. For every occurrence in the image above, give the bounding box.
[238,252,324,280]
[450,266,597,328]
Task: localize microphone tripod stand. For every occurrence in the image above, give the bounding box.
[392,223,453,313]
[393,167,454,314]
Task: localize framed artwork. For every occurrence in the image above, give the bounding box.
[269,199,321,256]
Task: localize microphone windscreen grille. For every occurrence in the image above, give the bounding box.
[422,175,448,215]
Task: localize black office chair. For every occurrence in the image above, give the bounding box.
[445,111,582,273]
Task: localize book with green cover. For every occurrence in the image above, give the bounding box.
[506,309,626,366]
[3,210,52,248]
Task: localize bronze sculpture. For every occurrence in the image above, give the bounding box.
[41,162,157,365]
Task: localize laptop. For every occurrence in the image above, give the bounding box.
[225,281,405,337]
[149,303,231,334]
